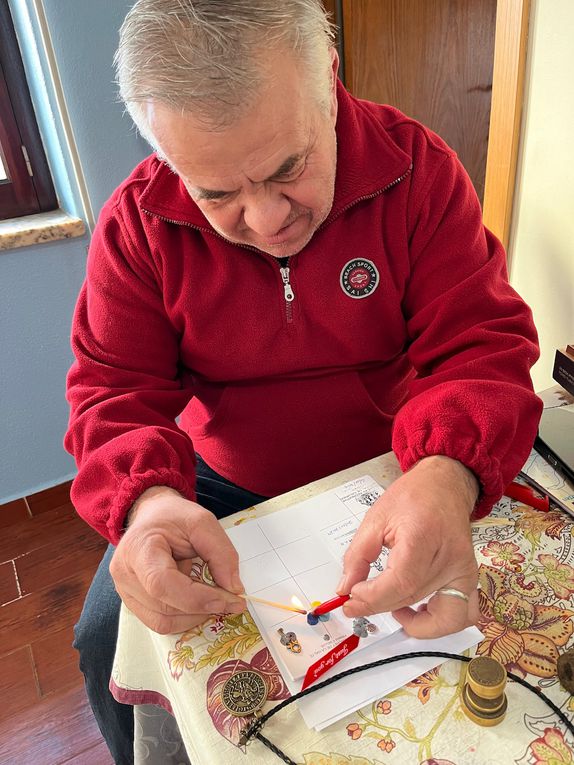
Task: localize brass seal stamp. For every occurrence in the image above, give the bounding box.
[462,657,508,726]
[221,670,267,717]
[466,656,506,699]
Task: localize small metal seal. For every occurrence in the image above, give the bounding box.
[466,656,507,699]
[461,685,508,727]
[221,670,268,718]
[462,657,508,727]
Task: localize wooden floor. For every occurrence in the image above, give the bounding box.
[0,483,113,765]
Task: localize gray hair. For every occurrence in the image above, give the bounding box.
[115,0,336,144]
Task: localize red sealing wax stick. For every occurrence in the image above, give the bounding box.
[504,481,549,512]
[311,594,351,616]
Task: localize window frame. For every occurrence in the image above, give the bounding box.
[0,0,58,221]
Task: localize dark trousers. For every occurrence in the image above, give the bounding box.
[73,456,269,765]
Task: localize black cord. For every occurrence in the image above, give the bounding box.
[241,651,574,763]
[254,732,297,765]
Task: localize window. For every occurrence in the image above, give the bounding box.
[0,0,57,221]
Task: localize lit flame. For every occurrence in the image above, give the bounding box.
[291,595,305,611]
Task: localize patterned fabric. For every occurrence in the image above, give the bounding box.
[111,454,574,765]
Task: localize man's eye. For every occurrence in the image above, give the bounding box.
[201,192,230,203]
[275,164,305,182]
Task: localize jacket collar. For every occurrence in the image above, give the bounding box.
[139,81,412,228]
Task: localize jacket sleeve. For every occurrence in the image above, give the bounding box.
[65,204,196,543]
[391,153,542,517]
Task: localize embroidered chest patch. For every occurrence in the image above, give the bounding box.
[340,258,380,299]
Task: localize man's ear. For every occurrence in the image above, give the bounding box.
[329,48,340,121]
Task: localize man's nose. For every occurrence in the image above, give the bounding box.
[242,188,291,238]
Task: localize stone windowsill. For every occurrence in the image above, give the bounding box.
[0,209,86,251]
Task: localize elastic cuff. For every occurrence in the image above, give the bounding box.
[108,469,196,544]
[394,433,502,521]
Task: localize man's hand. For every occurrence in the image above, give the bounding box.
[110,486,245,634]
[339,456,480,638]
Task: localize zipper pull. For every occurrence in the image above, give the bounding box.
[279,266,295,302]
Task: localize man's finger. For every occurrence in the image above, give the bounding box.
[116,563,207,619]
[135,535,244,614]
[391,586,480,639]
[182,511,244,594]
[118,581,190,617]
[123,598,209,635]
[339,510,388,592]
[343,538,433,615]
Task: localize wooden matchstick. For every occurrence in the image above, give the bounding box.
[239,593,307,615]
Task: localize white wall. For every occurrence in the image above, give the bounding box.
[510,0,574,391]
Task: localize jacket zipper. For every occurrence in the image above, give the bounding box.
[278,256,294,323]
[141,211,262,253]
[141,209,296,322]
[318,164,413,229]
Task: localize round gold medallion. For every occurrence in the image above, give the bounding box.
[221,670,268,717]
[466,656,506,699]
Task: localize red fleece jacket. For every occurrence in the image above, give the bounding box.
[65,83,542,544]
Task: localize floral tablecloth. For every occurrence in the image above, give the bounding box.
[112,452,574,765]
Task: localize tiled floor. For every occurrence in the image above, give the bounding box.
[0,483,113,765]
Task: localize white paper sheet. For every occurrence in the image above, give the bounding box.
[226,475,481,729]
[226,476,398,685]
[297,625,482,730]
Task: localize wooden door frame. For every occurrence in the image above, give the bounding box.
[483,0,531,256]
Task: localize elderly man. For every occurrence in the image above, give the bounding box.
[66,0,541,761]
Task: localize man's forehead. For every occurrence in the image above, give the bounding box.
[164,114,312,191]
[147,74,315,185]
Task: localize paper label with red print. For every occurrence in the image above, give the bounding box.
[301,633,360,691]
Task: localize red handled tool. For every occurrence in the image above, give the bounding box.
[504,481,549,512]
